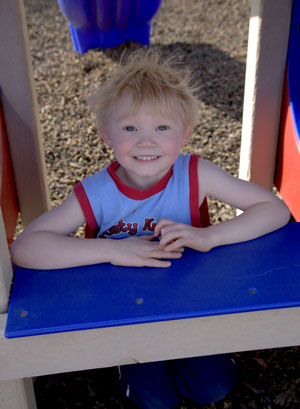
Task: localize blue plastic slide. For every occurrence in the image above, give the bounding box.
[57,0,162,53]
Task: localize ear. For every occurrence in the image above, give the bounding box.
[182,125,193,146]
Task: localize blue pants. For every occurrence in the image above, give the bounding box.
[120,354,235,409]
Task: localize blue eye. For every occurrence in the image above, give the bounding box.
[124,126,137,131]
[157,125,169,131]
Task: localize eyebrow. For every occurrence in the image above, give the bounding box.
[115,112,137,122]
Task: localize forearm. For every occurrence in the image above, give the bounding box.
[207,200,290,249]
[11,231,116,269]
[154,198,290,253]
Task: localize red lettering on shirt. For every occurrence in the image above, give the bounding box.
[143,218,157,232]
[118,220,127,232]
[127,223,138,236]
[99,220,138,238]
[111,225,121,234]
[99,218,158,238]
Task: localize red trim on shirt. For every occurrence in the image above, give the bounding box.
[74,183,98,238]
[107,161,174,200]
[189,155,202,227]
[189,155,210,228]
[199,197,210,228]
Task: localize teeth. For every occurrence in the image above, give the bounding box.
[135,156,158,160]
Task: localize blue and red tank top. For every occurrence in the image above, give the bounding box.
[74,154,210,238]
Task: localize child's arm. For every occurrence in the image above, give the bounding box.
[11,194,183,269]
[155,158,291,252]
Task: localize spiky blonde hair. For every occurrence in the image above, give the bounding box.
[88,51,200,130]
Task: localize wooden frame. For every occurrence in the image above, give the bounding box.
[0,0,50,227]
[239,0,293,189]
[1,307,300,382]
[0,1,297,408]
[0,209,13,314]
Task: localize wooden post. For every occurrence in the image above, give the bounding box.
[0,4,46,404]
[0,0,50,226]
[239,0,293,189]
[0,378,37,409]
[0,209,13,314]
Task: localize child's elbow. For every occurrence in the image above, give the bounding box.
[276,199,291,226]
[10,235,32,268]
[10,238,24,266]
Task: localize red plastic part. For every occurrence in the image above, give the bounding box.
[0,99,19,246]
[275,72,300,221]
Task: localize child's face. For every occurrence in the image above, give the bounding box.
[101,92,191,189]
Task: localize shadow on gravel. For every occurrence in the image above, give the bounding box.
[102,42,246,123]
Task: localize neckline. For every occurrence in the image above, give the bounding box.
[107,161,173,200]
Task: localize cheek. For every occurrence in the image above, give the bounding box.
[162,137,184,157]
[112,139,132,160]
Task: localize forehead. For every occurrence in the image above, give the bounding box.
[109,92,183,122]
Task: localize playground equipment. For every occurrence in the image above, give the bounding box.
[5,224,300,339]
[0,100,18,248]
[0,0,299,408]
[275,0,300,221]
[57,0,163,53]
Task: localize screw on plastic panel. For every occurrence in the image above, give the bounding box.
[249,288,257,295]
[136,298,144,305]
[20,311,28,317]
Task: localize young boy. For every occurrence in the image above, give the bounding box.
[11,53,290,408]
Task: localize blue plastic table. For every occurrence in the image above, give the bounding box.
[5,223,300,338]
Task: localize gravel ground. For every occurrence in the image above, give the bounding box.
[23,0,300,408]
[24,0,248,223]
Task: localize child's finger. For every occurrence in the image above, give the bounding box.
[154,219,175,237]
[159,230,182,248]
[139,234,155,241]
[162,239,185,253]
[174,246,184,252]
[155,250,183,259]
[145,259,172,268]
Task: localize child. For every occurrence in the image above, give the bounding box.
[11,52,290,408]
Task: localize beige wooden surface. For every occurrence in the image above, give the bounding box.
[1,306,300,381]
[239,0,293,189]
[0,378,36,409]
[0,209,13,314]
[0,0,50,226]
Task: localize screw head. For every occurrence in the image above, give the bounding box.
[20,311,28,317]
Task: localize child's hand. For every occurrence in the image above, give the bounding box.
[154,219,213,253]
[110,235,184,268]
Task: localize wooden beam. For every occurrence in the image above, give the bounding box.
[0,209,13,314]
[1,307,300,381]
[239,0,293,189]
[0,378,36,409]
[0,0,50,226]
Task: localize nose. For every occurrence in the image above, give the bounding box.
[136,130,156,147]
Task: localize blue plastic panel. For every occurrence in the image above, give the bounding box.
[5,223,300,338]
[288,0,300,145]
[57,0,162,53]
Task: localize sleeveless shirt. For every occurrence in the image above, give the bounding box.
[74,154,210,238]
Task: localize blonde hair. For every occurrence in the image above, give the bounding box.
[88,51,200,130]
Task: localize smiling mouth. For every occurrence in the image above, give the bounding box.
[134,155,160,161]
